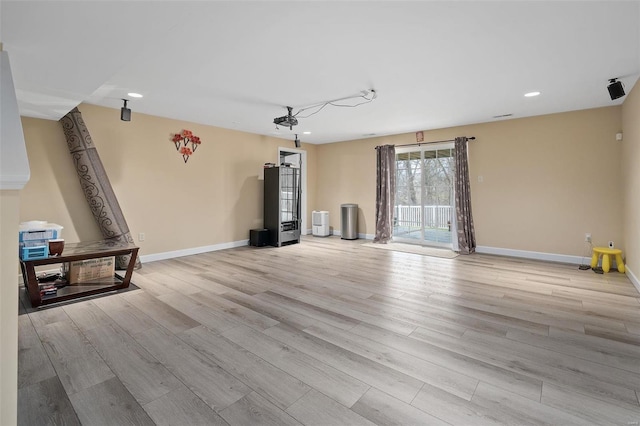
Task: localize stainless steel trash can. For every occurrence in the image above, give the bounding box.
[341,203,358,240]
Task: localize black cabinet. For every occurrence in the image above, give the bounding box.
[264,166,301,247]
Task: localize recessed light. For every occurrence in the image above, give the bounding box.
[524,91,540,97]
[303,131,311,135]
[127,92,143,98]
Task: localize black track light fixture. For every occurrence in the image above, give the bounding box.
[121,99,131,121]
[294,134,300,148]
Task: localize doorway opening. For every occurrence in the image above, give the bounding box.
[278,147,307,235]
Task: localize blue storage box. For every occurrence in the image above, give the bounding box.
[18,222,63,260]
[20,245,49,260]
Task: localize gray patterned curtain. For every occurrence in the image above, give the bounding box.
[59,108,141,269]
[454,137,476,254]
[374,144,396,243]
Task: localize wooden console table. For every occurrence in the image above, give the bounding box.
[20,239,139,308]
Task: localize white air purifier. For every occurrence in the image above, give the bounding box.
[312,210,330,237]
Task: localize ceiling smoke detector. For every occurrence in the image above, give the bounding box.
[273,106,298,130]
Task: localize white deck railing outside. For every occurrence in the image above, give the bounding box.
[394,205,452,229]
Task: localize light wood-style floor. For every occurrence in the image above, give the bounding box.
[18,236,640,425]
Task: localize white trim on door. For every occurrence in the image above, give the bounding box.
[278,147,308,235]
[394,142,455,248]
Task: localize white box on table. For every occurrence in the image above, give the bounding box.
[65,257,115,284]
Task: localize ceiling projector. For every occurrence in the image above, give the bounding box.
[273,106,298,130]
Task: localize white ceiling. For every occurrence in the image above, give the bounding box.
[2,1,639,144]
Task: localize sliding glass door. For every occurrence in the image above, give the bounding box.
[393,143,455,248]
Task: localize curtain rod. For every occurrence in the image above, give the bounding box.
[375,136,476,149]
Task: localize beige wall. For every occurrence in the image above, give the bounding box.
[1,190,20,426]
[20,103,317,257]
[317,107,623,257]
[20,103,625,260]
[622,82,640,282]
[316,137,379,236]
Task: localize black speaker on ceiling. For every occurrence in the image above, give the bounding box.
[607,79,625,100]
[120,99,131,121]
[120,107,131,121]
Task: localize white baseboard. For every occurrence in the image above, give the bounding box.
[140,239,249,263]
[474,246,634,278]
[626,266,640,294]
[475,245,586,265]
[141,231,371,263]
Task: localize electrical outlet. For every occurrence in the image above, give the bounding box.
[585,233,591,243]
[138,233,145,242]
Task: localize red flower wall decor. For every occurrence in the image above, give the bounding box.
[171,129,201,163]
